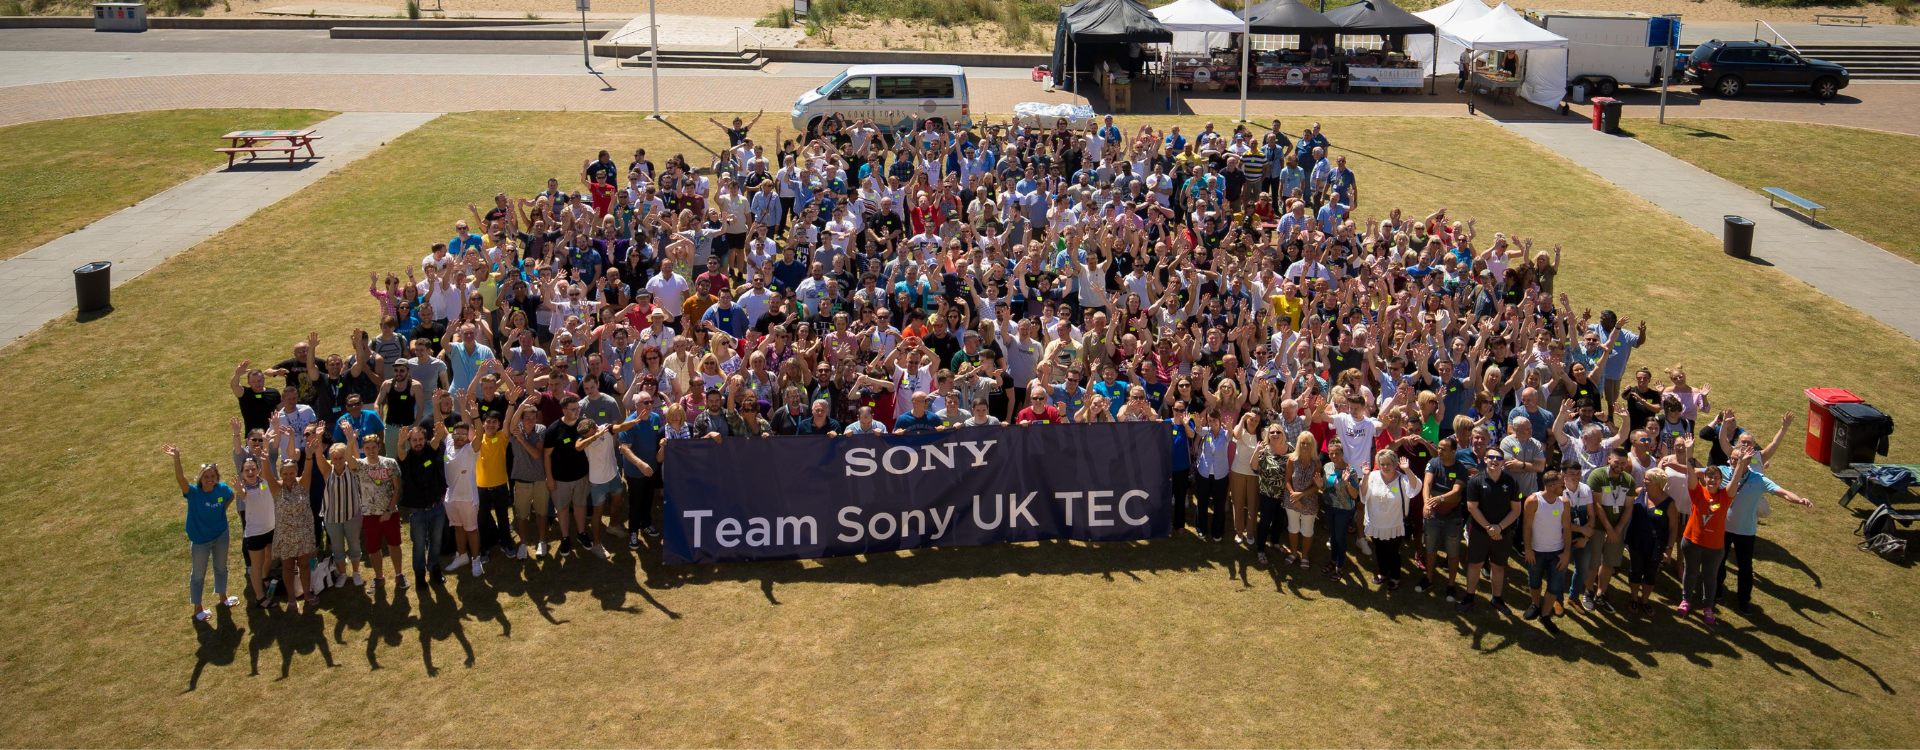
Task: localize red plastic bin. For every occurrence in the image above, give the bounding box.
[1805,387,1863,464]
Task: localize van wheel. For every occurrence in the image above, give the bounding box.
[1716,75,1743,97]
[805,117,823,141]
[1593,77,1618,97]
[1812,76,1838,100]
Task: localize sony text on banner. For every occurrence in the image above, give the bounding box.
[661,423,1172,564]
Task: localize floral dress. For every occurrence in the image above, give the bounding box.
[272,485,318,559]
[1285,460,1322,517]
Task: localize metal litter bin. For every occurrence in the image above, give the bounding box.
[93,2,147,32]
[74,261,112,313]
[1723,215,1754,259]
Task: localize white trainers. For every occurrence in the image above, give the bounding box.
[469,559,484,577]
[351,572,365,587]
[593,544,611,560]
[444,553,470,572]
[531,542,546,559]
[1358,537,1374,555]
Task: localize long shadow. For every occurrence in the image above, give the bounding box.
[362,583,415,671]
[415,580,474,676]
[185,605,244,692]
[244,600,337,680]
[657,118,721,160]
[223,158,323,173]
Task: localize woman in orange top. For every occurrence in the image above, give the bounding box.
[1679,448,1748,626]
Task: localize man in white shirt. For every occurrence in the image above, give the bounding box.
[1327,394,1384,470]
[443,420,484,577]
[736,277,775,323]
[645,271,690,326]
[795,262,832,318]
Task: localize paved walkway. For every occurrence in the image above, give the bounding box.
[1502,120,1920,343]
[0,111,437,347]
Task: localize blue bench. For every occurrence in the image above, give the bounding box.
[1764,187,1824,221]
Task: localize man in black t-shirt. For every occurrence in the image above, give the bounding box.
[1460,449,1522,615]
[543,395,592,557]
[231,362,281,433]
[397,421,450,584]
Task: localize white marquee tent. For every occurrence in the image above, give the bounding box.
[1150,0,1245,53]
[1431,2,1567,109]
[1405,0,1489,76]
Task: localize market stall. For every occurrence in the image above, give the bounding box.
[1434,1,1568,110]
[1324,0,1433,91]
[1245,0,1342,92]
[1406,0,1489,77]
[1051,0,1173,100]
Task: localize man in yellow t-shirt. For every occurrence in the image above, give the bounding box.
[474,408,521,560]
[1268,288,1304,331]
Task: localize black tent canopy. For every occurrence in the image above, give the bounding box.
[1324,0,1434,35]
[1245,0,1340,35]
[1051,0,1172,88]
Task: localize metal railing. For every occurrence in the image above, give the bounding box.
[1755,19,1801,54]
[735,26,766,56]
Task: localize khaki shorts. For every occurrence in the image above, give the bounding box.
[1600,537,1627,568]
[552,478,589,510]
[513,481,550,517]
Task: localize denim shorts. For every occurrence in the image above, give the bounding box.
[590,477,625,506]
[1423,514,1467,558]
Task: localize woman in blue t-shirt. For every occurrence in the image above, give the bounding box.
[166,443,237,622]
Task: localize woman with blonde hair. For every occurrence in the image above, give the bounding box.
[1626,466,1682,614]
[1251,425,1291,566]
[1283,431,1323,569]
[1227,410,1263,544]
[1362,448,1417,589]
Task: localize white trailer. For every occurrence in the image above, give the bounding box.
[1524,9,1677,96]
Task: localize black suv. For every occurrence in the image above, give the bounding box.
[1686,40,1850,100]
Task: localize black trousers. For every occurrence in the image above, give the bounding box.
[1253,493,1284,548]
[478,484,513,551]
[628,473,659,531]
[1195,475,1228,540]
[1375,536,1403,582]
[1170,470,1191,530]
[1715,531,1758,607]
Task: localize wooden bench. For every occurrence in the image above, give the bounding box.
[215,145,305,167]
[216,129,322,167]
[1764,186,1825,221]
[1814,13,1867,26]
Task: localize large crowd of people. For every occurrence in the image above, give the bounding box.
[171,111,1815,635]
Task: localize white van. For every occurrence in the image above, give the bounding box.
[790,64,972,137]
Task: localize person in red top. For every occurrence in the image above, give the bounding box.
[1679,450,1745,625]
[1017,384,1063,425]
[583,177,615,218]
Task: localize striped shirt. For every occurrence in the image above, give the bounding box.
[322,462,364,523]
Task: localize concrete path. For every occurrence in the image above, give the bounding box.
[1502,120,1920,343]
[0,111,438,348]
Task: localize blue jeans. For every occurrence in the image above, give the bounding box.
[404,505,447,576]
[189,533,230,606]
[1528,548,1568,597]
[1326,506,1356,568]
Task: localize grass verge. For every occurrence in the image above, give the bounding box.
[0,108,334,261]
[1624,117,1920,264]
[1,112,1917,747]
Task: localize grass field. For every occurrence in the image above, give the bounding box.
[1625,117,1920,265]
[3,111,1920,747]
[0,108,334,261]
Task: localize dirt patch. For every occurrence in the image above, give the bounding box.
[1526,0,1907,25]
[792,15,1056,52]
[203,0,780,17]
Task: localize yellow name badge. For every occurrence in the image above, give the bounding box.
[1655,509,1665,516]
[1552,509,1562,516]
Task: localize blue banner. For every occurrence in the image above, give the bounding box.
[661,423,1173,565]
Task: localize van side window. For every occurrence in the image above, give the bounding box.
[829,77,871,100]
[876,76,956,99]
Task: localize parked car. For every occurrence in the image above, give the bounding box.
[791,64,972,137]
[1685,39,1849,99]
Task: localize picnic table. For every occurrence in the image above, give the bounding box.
[216,129,322,167]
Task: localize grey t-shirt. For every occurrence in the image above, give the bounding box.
[1498,434,1545,495]
[581,393,622,427]
[400,356,448,392]
[509,423,548,483]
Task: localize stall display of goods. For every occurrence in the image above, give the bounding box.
[1255,65,1330,87]
[1347,66,1424,87]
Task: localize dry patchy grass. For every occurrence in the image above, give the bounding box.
[2,112,1919,748]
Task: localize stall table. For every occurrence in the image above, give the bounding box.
[1470,71,1521,103]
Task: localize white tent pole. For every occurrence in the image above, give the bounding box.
[1238,0,1250,122]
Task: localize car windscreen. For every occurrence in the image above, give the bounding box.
[816,71,849,95]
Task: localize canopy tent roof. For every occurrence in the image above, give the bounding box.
[1438,1,1565,50]
[1058,0,1175,41]
[1414,0,1490,27]
[1246,0,1340,35]
[1325,0,1434,35]
[1150,0,1246,33]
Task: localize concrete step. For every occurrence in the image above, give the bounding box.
[616,53,767,69]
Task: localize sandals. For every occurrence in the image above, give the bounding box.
[1257,552,1269,566]
[193,610,211,622]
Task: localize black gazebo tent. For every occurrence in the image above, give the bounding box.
[1051,0,1172,90]
[1245,0,1340,36]
[1324,0,1434,35]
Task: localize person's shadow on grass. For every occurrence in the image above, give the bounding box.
[362,583,415,671]
[415,579,474,676]
[245,600,337,680]
[185,605,244,692]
